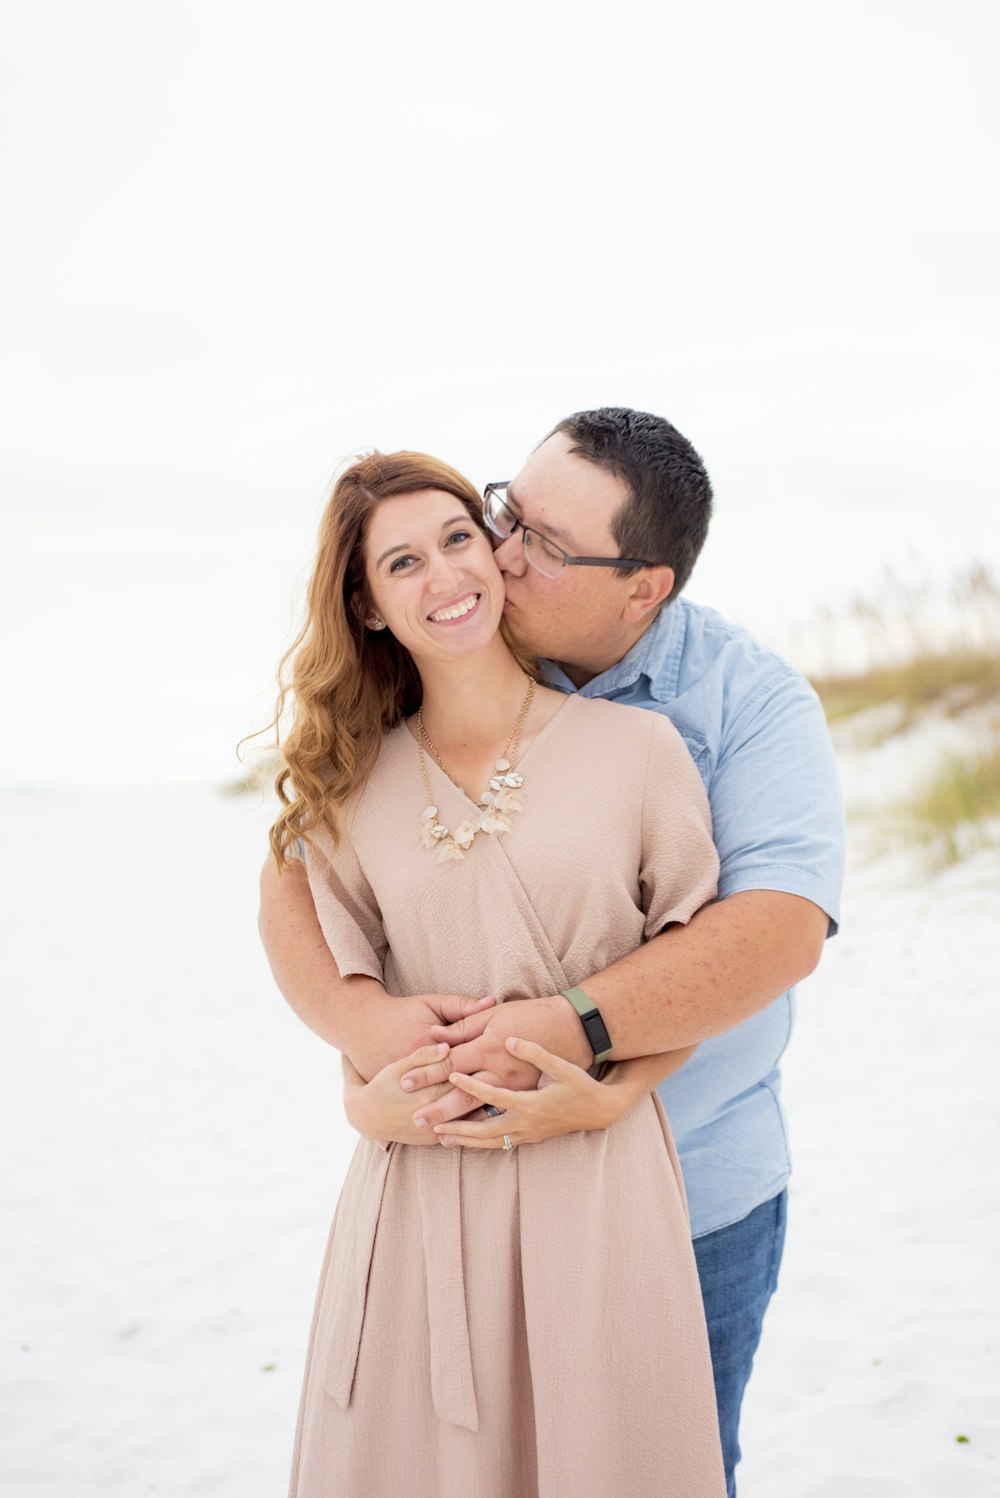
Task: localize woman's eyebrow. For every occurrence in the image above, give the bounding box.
[375,515,471,568]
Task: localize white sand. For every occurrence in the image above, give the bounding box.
[3,757,998,1496]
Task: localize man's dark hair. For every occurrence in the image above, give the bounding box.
[548,407,713,602]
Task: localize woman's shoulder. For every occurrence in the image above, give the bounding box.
[567,694,696,773]
[567,692,669,740]
[376,716,416,762]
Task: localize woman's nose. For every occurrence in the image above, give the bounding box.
[426,547,465,587]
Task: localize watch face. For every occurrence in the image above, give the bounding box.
[562,989,612,1059]
[583,1011,612,1059]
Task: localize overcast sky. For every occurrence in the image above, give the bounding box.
[1,0,997,784]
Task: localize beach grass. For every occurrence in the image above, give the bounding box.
[894,741,1000,866]
[809,560,1000,733]
[807,564,1000,866]
[221,749,283,797]
[802,563,999,868]
[811,646,999,727]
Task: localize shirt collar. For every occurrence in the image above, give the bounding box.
[541,599,686,702]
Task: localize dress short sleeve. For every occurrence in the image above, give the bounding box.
[640,713,719,938]
[303,821,387,984]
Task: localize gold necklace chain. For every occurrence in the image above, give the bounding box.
[417,676,535,794]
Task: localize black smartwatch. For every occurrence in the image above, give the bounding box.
[560,986,613,1066]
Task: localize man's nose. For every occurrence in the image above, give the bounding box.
[492,529,527,578]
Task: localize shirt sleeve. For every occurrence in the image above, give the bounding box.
[640,713,720,938]
[302,820,387,983]
[711,665,845,933]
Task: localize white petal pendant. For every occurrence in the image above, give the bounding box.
[417,744,527,863]
[437,841,466,863]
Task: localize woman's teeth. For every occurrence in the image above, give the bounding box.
[429,594,479,622]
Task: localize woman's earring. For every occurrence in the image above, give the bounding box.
[366,616,386,631]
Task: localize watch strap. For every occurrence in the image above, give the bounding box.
[560,986,613,1065]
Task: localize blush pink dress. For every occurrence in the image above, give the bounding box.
[290,693,726,1498]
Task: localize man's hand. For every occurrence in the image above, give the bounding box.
[407,995,592,1131]
[441,993,591,1081]
[346,993,497,1082]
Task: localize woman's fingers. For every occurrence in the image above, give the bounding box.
[447,1070,522,1110]
[505,1035,582,1080]
[434,1114,509,1141]
[399,1042,451,1091]
[438,1129,514,1150]
[412,1083,483,1130]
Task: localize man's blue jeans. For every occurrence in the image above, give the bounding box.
[693,1190,787,1498]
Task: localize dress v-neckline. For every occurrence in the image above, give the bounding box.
[404,691,581,813]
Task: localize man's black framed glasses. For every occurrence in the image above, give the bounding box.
[482,483,656,579]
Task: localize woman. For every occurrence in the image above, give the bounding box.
[268,451,726,1498]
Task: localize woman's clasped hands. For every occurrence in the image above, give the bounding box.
[343,1034,625,1151]
[435,1037,620,1149]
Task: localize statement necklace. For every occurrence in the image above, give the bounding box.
[416,677,536,863]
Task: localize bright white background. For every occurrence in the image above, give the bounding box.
[1,0,998,786]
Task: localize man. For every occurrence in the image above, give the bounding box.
[259,407,844,1495]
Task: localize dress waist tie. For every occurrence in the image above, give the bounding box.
[323,1140,396,1414]
[415,1146,480,1431]
[322,1142,479,1434]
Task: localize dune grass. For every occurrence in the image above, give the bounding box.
[895,742,1000,866]
[802,563,1000,866]
[809,561,1000,732]
[221,749,283,798]
[811,647,999,727]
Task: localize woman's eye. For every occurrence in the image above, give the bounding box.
[388,554,417,573]
[446,530,472,546]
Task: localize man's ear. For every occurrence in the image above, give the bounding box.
[621,565,674,625]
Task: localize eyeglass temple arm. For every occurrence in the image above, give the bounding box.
[566,556,655,569]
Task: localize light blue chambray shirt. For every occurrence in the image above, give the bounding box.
[543,596,845,1239]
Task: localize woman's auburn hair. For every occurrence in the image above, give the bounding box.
[262,450,507,870]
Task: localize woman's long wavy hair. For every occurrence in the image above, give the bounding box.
[259,450,516,870]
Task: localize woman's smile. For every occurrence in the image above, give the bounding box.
[427,592,482,625]
[364,489,505,656]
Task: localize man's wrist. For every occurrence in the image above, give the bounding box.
[559,986,614,1066]
[534,993,593,1070]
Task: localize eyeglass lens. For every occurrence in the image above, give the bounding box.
[485,486,565,577]
[521,530,565,576]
